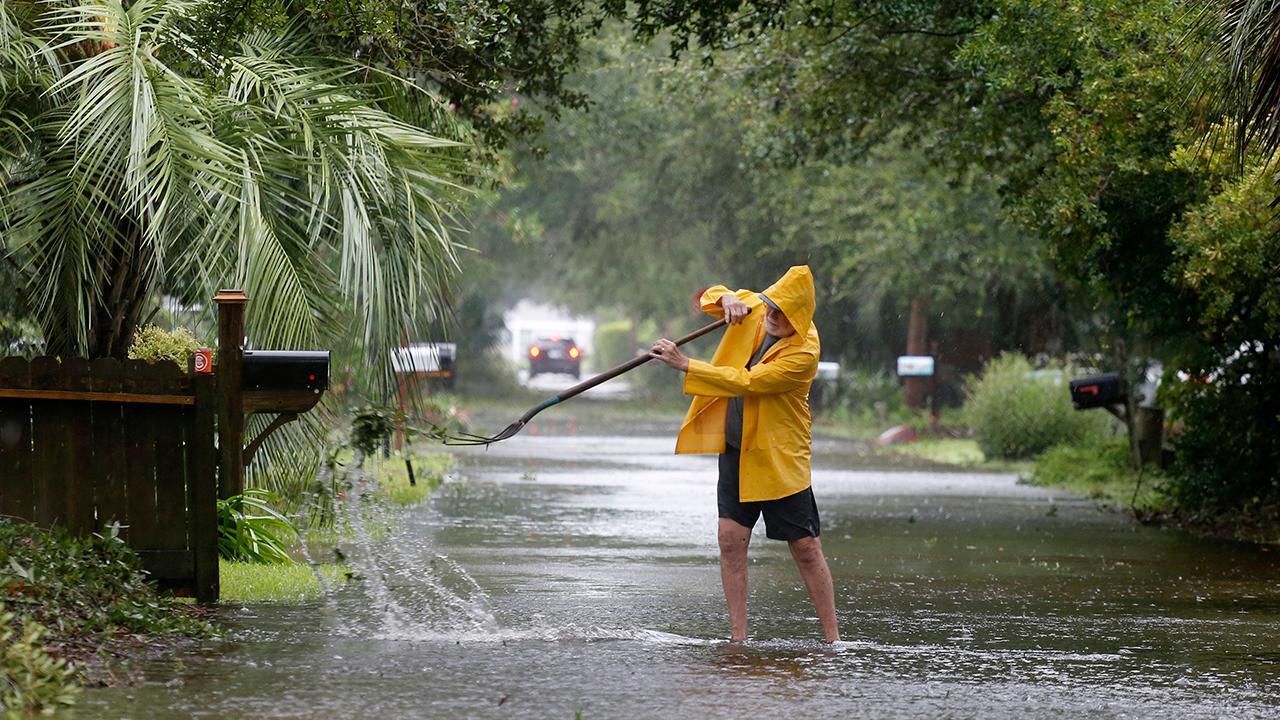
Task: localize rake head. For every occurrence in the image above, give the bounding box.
[441,421,526,446]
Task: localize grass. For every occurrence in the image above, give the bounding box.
[367,449,453,505]
[886,438,983,465]
[814,405,937,442]
[458,391,689,429]
[877,437,1035,473]
[218,560,348,603]
[1027,435,1165,510]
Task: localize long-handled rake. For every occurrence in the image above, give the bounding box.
[444,318,728,446]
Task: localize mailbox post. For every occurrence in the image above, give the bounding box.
[213,290,332,497]
[215,290,248,500]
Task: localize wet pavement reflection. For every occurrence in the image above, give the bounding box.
[77,423,1280,718]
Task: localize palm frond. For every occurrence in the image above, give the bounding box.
[1194,0,1280,161]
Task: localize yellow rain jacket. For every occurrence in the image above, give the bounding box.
[675,265,820,501]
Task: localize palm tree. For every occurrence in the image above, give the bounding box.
[0,0,469,374]
[1198,0,1280,161]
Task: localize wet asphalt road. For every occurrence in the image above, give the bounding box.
[77,418,1280,719]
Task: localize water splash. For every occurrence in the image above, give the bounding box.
[302,451,499,640]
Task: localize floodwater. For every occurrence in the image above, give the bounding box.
[78,418,1280,718]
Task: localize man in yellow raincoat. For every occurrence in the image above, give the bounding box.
[649,265,840,642]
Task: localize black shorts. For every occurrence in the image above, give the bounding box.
[717,446,821,541]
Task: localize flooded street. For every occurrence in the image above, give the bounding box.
[79,418,1280,718]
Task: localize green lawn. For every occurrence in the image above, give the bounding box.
[876,437,1035,473]
[219,560,348,603]
[1027,437,1165,510]
[370,450,453,505]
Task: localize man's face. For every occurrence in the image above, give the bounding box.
[764,304,796,338]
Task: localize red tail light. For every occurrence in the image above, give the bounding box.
[529,346,541,358]
[568,347,580,359]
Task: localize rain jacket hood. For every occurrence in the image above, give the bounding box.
[673,267,821,502]
[759,265,816,338]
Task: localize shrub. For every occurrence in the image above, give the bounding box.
[1,606,78,716]
[0,520,212,639]
[127,325,203,368]
[1161,357,1280,520]
[1031,434,1138,499]
[216,490,298,564]
[831,368,905,417]
[0,520,214,710]
[964,353,1109,460]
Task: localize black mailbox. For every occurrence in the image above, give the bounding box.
[1069,372,1126,410]
[239,351,331,463]
[242,351,329,393]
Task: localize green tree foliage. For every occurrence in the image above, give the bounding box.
[955,0,1208,332]
[1190,0,1280,167]
[957,2,1280,516]
[722,1,994,165]
[194,0,604,148]
[469,37,735,329]
[471,32,1059,367]
[187,0,858,151]
[745,136,1063,364]
[1158,138,1280,518]
[677,0,1278,520]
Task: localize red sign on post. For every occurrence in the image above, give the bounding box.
[194,348,213,374]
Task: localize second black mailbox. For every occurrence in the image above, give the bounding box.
[1069,372,1126,410]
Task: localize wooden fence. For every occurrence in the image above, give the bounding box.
[0,356,218,601]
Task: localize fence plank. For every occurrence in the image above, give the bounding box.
[0,358,32,520]
[136,550,195,579]
[124,359,190,396]
[60,358,95,534]
[191,374,219,602]
[2,357,35,390]
[29,358,65,528]
[153,406,189,553]
[88,359,128,532]
[123,361,159,549]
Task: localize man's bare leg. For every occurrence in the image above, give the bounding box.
[718,518,752,641]
[788,536,840,642]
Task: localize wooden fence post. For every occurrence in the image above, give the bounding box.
[215,290,247,500]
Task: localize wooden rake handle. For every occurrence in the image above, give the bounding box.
[554,318,728,404]
[507,317,729,428]
[444,318,730,445]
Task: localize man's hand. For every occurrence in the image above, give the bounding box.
[720,295,751,324]
[649,339,690,372]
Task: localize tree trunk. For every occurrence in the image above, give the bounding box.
[903,295,933,410]
[90,223,152,359]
